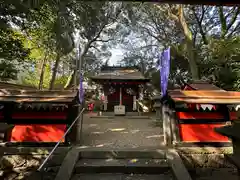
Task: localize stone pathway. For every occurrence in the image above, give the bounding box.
[80,115,164,149]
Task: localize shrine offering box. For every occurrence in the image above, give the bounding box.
[0,89,79,144]
[114,105,125,115]
[161,90,240,147]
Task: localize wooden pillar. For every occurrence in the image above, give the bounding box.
[104,95,107,111]
[162,104,172,146]
[133,96,136,111]
[138,84,143,101]
[154,103,162,120]
[169,108,180,145]
[153,94,162,121]
[119,87,122,105]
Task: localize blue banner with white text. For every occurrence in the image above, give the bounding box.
[159,47,170,96]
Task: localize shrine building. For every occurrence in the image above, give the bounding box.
[90,66,150,114]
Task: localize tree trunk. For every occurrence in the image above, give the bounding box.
[49,53,61,90]
[178,5,199,80]
[64,56,80,90]
[38,54,47,90]
[64,49,86,89]
[186,40,199,80]
[64,24,107,89]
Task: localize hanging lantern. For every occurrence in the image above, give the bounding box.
[109,86,116,95]
[126,88,134,95]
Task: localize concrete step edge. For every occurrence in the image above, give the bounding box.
[79,151,166,159]
[74,158,170,174]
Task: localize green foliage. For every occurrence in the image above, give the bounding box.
[0,61,18,81]
[54,75,69,89]
[199,37,240,90]
[0,29,30,61]
[21,64,52,89]
[1,1,239,93]
[0,29,30,81]
[54,2,74,55]
[119,4,240,91]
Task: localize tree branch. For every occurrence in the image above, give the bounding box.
[192,6,208,44]
[140,25,162,43]
[219,6,227,38]
[146,9,169,41]
[90,45,101,52]
[96,38,115,42]
[226,7,240,32]
[228,21,240,37]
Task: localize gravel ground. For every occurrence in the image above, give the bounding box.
[190,168,239,180]
[80,115,164,149]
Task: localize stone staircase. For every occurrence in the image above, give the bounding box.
[51,147,192,180]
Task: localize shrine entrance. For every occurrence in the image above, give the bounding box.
[106,83,136,112]
[122,85,136,112]
[106,84,119,111]
[90,66,150,113]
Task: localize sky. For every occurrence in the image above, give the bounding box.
[74,30,124,66]
[109,49,124,65]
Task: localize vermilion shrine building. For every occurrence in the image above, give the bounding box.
[90,66,150,114]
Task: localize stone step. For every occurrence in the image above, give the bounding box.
[27,171,57,180]
[126,116,150,119]
[71,173,174,180]
[74,158,169,174]
[89,115,150,119]
[79,149,166,159]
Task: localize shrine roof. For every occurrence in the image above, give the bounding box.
[185,80,225,91]
[100,65,140,71]
[144,0,237,5]
[90,70,150,81]
[168,90,240,104]
[0,81,36,90]
[0,89,77,103]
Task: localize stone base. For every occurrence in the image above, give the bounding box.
[176,146,234,169]
[179,153,234,168]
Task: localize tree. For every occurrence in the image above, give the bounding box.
[0,29,30,81]
[118,3,191,90]
[119,3,240,90]
[48,1,74,89]
[64,2,129,89]
[188,5,240,89]
[0,0,72,85]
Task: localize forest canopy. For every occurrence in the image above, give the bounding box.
[0,1,239,91]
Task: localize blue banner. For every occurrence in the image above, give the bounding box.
[159,47,170,96]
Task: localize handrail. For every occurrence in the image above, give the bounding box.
[37,108,85,172]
